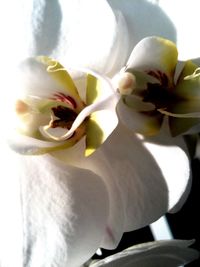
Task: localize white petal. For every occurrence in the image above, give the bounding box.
[107,0,176,49]
[117,97,163,136]
[0,143,109,267]
[126,36,178,83]
[0,145,23,267]
[51,124,190,249]
[15,58,74,100]
[142,126,191,213]
[19,0,129,76]
[51,139,125,250]
[158,0,200,60]
[89,240,199,267]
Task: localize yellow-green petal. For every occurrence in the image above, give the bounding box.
[85,112,104,157]
[86,73,109,105]
[85,73,119,156]
[85,109,118,156]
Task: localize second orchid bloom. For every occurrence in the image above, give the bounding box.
[117,36,200,137]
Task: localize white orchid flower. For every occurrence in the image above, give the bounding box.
[116,36,200,137]
[8,56,119,157]
[0,1,192,267]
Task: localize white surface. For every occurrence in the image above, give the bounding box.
[158,0,200,60]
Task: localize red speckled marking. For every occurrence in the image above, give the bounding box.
[50,92,77,109]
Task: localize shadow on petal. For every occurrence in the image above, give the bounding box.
[51,124,170,249]
[32,0,62,55]
[107,0,177,54]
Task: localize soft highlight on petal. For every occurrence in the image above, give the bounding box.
[89,240,199,267]
[50,0,129,75]
[143,125,191,212]
[52,124,190,249]
[0,143,109,267]
[126,36,178,84]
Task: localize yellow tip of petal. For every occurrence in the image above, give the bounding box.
[85,148,95,157]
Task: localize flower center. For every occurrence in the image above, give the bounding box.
[51,106,78,129]
[143,83,174,109]
[140,70,179,110]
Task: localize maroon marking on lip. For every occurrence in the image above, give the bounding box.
[147,70,169,87]
[51,92,77,109]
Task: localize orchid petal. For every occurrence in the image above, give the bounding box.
[8,128,85,155]
[86,109,118,156]
[107,0,177,50]
[38,56,84,109]
[57,0,129,75]
[86,73,112,105]
[126,36,178,85]
[117,98,163,136]
[23,0,129,75]
[0,143,109,267]
[89,240,199,267]
[143,125,191,213]
[51,124,190,249]
[158,0,200,60]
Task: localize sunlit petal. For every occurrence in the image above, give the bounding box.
[16,57,83,111]
[126,36,178,85]
[0,143,109,267]
[46,0,129,75]
[158,0,200,60]
[51,124,190,249]
[143,124,191,213]
[8,127,86,155]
